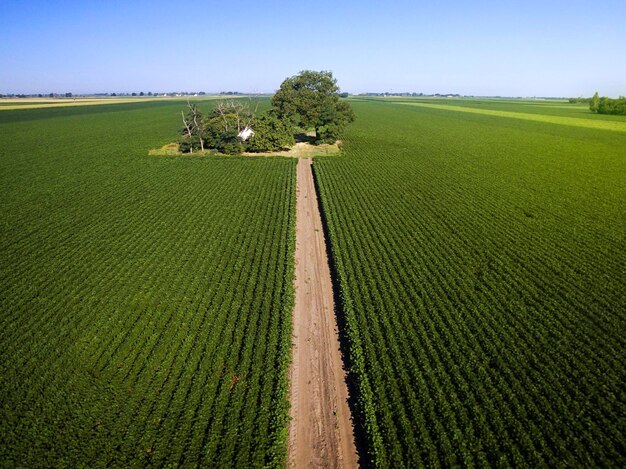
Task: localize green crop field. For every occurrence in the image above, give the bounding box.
[0,101,296,467]
[2,97,625,467]
[315,99,626,467]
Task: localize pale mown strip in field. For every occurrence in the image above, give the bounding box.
[399,102,626,132]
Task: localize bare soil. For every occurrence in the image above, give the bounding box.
[242,141,341,158]
[288,158,358,468]
[149,141,341,158]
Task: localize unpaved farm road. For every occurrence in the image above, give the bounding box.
[288,158,358,468]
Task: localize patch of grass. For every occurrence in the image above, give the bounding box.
[148,142,222,157]
[243,141,342,158]
[148,142,181,156]
[151,140,342,158]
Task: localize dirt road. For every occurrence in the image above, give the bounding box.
[288,158,358,468]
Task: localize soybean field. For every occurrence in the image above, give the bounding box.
[0,101,296,467]
[2,97,625,467]
[315,99,626,467]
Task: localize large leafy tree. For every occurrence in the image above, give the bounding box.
[272,70,355,143]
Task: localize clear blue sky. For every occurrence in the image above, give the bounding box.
[1,0,624,97]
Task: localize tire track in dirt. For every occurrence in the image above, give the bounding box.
[288,158,358,468]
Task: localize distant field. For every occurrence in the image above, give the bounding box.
[0,100,296,466]
[396,100,626,132]
[0,96,233,111]
[356,96,626,122]
[315,99,626,466]
[0,97,156,110]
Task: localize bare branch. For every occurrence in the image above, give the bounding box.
[192,113,204,152]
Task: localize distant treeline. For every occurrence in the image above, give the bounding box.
[590,92,626,115]
[571,93,626,115]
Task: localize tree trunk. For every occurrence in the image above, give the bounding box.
[182,111,193,153]
[192,112,204,152]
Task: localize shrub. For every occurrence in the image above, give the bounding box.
[178,135,202,153]
[215,129,244,155]
[246,113,295,152]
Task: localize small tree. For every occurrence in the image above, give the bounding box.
[202,112,244,154]
[590,91,599,113]
[316,100,355,143]
[196,99,260,155]
[246,113,295,152]
[212,99,258,134]
[215,129,244,155]
[180,101,205,153]
[180,110,195,153]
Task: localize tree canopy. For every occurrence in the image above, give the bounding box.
[589,92,626,116]
[245,113,295,153]
[589,92,600,113]
[272,70,355,143]
[177,70,355,154]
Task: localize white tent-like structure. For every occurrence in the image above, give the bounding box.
[238,126,255,141]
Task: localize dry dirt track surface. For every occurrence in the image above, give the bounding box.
[288,158,359,468]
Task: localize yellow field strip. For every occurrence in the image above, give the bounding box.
[0,98,158,111]
[399,102,626,132]
[0,96,227,111]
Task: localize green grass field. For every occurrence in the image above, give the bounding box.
[315,98,626,466]
[0,100,296,466]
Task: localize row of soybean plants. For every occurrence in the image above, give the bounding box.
[313,100,626,467]
[0,145,297,466]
